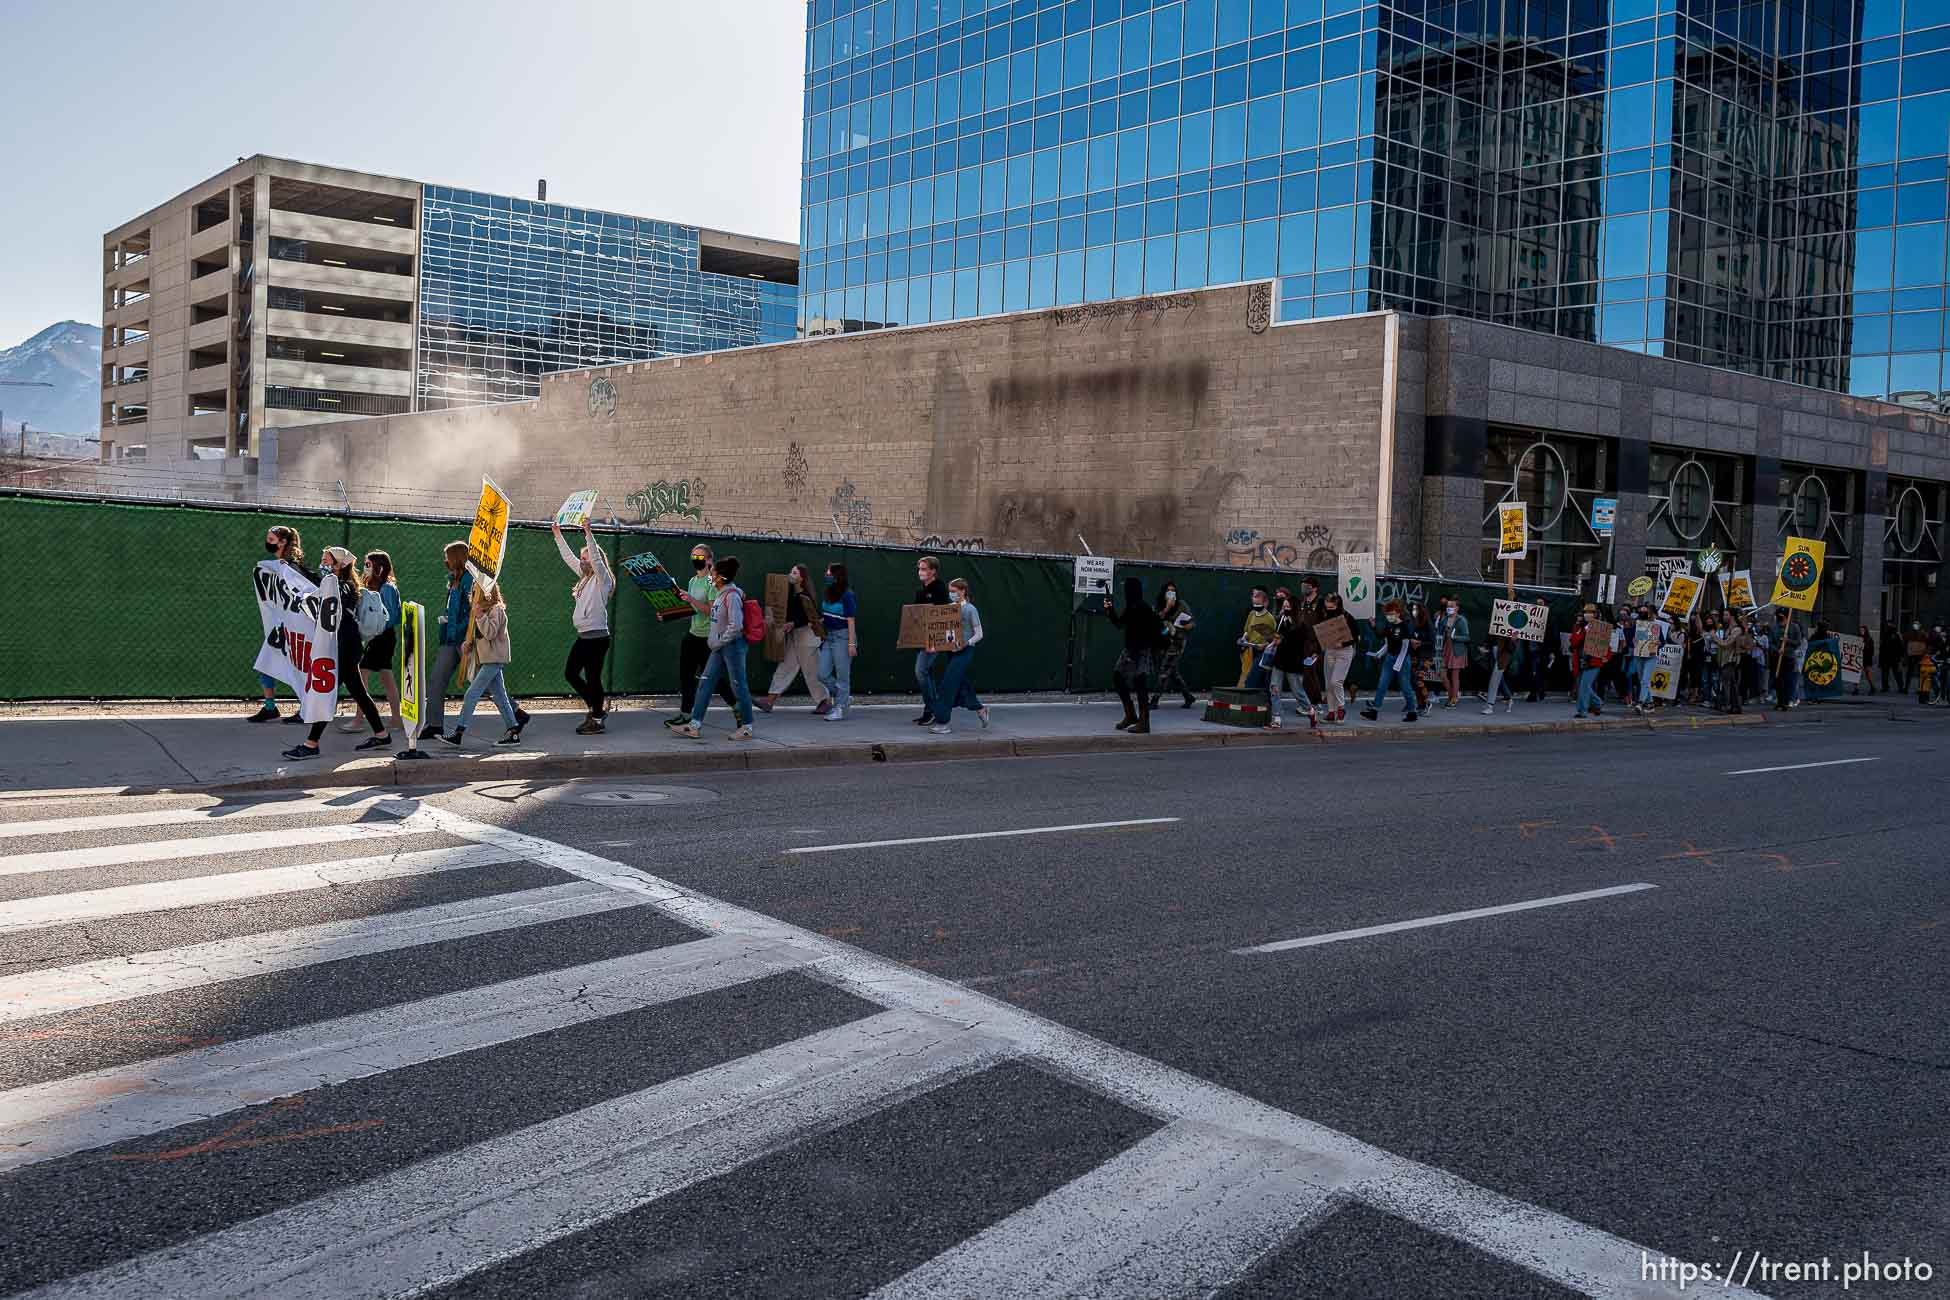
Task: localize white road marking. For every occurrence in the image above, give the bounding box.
[403,805,1764,1299]
[0,844,517,934]
[1233,884,1660,955]
[20,1012,1007,1300]
[0,794,412,840]
[0,934,817,1172]
[870,1120,1340,1300]
[783,817,1181,855]
[0,883,636,1023]
[1726,756,1881,776]
[0,819,430,879]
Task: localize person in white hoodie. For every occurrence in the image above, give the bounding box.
[553,516,616,735]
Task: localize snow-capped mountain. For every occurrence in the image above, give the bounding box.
[0,321,102,435]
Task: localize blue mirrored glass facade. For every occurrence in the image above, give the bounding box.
[799,0,1950,402]
[420,187,798,410]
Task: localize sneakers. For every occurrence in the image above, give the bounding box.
[912,713,933,725]
[1359,707,1379,721]
[575,716,606,736]
[1481,705,1495,715]
[1115,717,1137,731]
[281,744,319,761]
[282,712,305,725]
[978,708,991,729]
[1306,711,1319,730]
[663,714,688,729]
[247,703,279,723]
[929,723,953,735]
[355,735,393,751]
[672,722,702,739]
[728,726,754,741]
[512,707,531,738]
[1402,711,1419,722]
[1267,716,1283,729]
[755,696,776,713]
[336,718,364,733]
[823,707,846,721]
[439,728,465,747]
[813,698,833,716]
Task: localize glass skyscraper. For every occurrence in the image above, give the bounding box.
[798,0,1950,403]
[419,188,798,409]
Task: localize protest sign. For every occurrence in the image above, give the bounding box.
[1073,555,1114,596]
[1772,537,1825,612]
[1338,552,1376,619]
[620,550,695,622]
[1497,502,1528,560]
[1662,574,1703,619]
[1802,636,1844,700]
[763,573,791,662]
[1633,622,1661,657]
[1583,620,1613,659]
[398,601,426,753]
[1625,575,1655,599]
[555,489,598,529]
[250,560,340,724]
[468,477,512,580]
[897,603,963,651]
[1837,634,1865,684]
[1489,599,1547,643]
[1313,615,1354,651]
[1647,644,1684,700]
[1723,569,1756,611]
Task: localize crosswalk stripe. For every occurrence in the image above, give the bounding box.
[0,882,637,1024]
[0,794,413,841]
[0,933,820,1173]
[0,820,431,880]
[14,1010,1008,1300]
[870,1121,1340,1299]
[0,844,518,935]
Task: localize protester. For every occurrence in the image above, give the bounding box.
[1408,601,1436,712]
[758,564,833,716]
[338,551,402,735]
[440,577,529,748]
[910,555,952,726]
[1715,615,1747,713]
[553,517,615,735]
[1236,587,1276,687]
[1570,605,1609,719]
[1854,623,1876,696]
[665,543,737,730]
[928,578,990,734]
[1105,576,1165,734]
[1905,622,1928,695]
[1772,610,1805,710]
[1296,575,1327,703]
[1317,590,1357,723]
[283,547,392,761]
[1434,594,1470,707]
[426,541,472,741]
[818,562,858,722]
[249,524,318,724]
[1149,582,1197,710]
[674,556,755,741]
[1360,600,1418,722]
[1881,621,1906,694]
[1265,591,1321,730]
[1481,631,1516,715]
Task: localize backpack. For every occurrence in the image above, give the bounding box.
[354,589,389,640]
[740,591,767,643]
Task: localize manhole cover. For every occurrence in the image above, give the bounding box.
[575,789,672,805]
[550,783,721,808]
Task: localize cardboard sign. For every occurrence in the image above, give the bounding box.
[1633,622,1661,657]
[1313,615,1353,651]
[1591,497,1617,537]
[1662,574,1703,620]
[1626,575,1655,599]
[763,573,791,662]
[1723,569,1756,611]
[398,601,424,743]
[1837,633,1865,684]
[1647,644,1684,700]
[467,477,512,580]
[621,550,695,622]
[555,489,598,529]
[1489,599,1547,643]
[250,561,341,725]
[1772,537,1826,612]
[897,603,962,651]
[1582,620,1613,660]
[1338,552,1376,620]
[1073,555,1115,596]
[1802,636,1844,700]
[1497,502,1528,560]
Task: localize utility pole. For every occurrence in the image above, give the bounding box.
[2,380,58,486]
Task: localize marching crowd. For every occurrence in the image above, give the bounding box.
[250,524,1950,759]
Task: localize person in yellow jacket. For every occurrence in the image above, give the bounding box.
[1237,586,1278,687]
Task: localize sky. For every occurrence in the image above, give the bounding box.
[0,0,806,350]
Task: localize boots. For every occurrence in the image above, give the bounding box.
[1182,690,1196,709]
[1131,695,1152,734]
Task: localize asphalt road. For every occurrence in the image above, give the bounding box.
[0,715,1945,1298]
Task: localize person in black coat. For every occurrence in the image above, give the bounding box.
[1104,575,1165,734]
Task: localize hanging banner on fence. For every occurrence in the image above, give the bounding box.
[1633,622,1662,657]
[1489,599,1547,643]
[1338,552,1376,620]
[1497,502,1529,560]
[1591,497,1617,537]
[398,601,424,746]
[1837,633,1865,684]
[555,489,598,529]
[251,560,340,724]
[1662,574,1703,620]
[467,477,512,580]
[1647,644,1684,700]
[620,550,695,622]
[1772,537,1826,612]
[1073,555,1115,597]
[1802,635,1844,700]
[1313,615,1354,651]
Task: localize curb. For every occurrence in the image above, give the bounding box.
[175,705,1816,796]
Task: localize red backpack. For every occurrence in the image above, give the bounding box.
[740,591,766,643]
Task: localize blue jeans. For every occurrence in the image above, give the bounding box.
[934,648,979,725]
[457,663,517,731]
[915,649,939,717]
[1267,667,1314,715]
[1576,666,1601,716]
[819,632,852,710]
[691,638,753,726]
[1369,656,1416,714]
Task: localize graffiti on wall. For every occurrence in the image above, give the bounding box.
[588,376,617,419]
[627,478,705,523]
[829,480,875,539]
[783,442,809,495]
[1223,524,1349,570]
[918,534,986,551]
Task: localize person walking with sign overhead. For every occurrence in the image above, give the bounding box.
[440,578,530,749]
[249,525,318,724]
[1772,609,1805,710]
[1105,576,1165,734]
[665,544,737,728]
[553,514,615,735]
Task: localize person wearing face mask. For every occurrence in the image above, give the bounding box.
[672,556,756,741]
[1407,602,1436,712]
[1265,591,1322,729]
[928,578,991,733]
[665,543,737,729]
[425,540,473,742]
[1433,595,1470,708]
[553,515,615,735]
[1150,582,1197,710]
[817,563,859,721]
[1105,576,1166,733]
[1236,587,1277,687]
[1317,590,1357,722]
[249,525,320,724]
[1570,604,1611,719]
[283,547,394,761]
[1360,601,1419,722]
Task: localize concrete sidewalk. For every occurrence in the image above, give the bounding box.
[0,690,1928,797]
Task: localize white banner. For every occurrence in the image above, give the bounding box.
[250,560,342,724]
[1837,633,1865,684]
[1073,555,1115,596]
[1489,599,1548,643]
[1338,551,1376,620]
[1647,644,1685,700]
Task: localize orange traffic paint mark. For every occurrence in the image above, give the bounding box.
[1919,917,1948,932]
[1516,820,1557,840]
[106,1097,382,1164]
[1659,842,1727,867]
